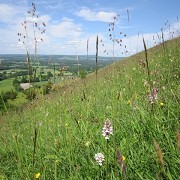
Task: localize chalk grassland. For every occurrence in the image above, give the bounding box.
[0,38,179,179]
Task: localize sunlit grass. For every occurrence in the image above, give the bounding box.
[0,78,14,92]
[8,92,28,107]
[0,38,179,179]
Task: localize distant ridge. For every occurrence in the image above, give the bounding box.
[0,54,124,61]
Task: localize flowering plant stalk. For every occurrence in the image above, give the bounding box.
[102,118,113,179]
[18,3,46,83]
[106,139,109,179]
[102,118,113,140]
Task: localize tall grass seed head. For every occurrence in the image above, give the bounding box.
[176,132,180,150]
[154,140,164,169]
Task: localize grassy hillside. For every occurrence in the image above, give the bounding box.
[0,38,179,179]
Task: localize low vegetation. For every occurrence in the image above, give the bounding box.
[0,37,179,179]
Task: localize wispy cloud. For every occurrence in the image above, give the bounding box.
[0,1,179,56]
[75,8,117,22]
[0,3,25,24]
[48,19,83,39]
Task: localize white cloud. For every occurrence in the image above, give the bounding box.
[35,0,68,10]
[25,16,39,23]
[0,3,24,24]
[49,20,82,38]
[76,8,117,22]
[164,22,180,37]
[0,2,179,56]
[67,40,84,45]
[25,14,51,25]
[40,15,52,23]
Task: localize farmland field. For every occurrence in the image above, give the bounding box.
[0,55,118,111]
[0,78,14,92]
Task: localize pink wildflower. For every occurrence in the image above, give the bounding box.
[102,118,113,140]
[148,87,158,104]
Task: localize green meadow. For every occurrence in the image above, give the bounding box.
[0,78,14,92]
[0,38,179,179]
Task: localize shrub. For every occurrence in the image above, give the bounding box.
[41,81,53,95]
[23,88,36,101]
[13,78,20,86]
[79,70,87,79]
[4,90,18,101]
[13,78,23,92]
[0,90,18,110]
[21,76,28,83]
[0,73,7,81]
[47,71,53,79]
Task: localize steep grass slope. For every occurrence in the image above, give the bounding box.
[0,38,179,179]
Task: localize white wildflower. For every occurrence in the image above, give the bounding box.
[94,153,105,166]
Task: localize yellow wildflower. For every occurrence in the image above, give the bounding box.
[122,156,126,161]
[35,173,40,179]
[54,139,59,146]
[85,141,90,147]
[127,100,131,105]
[160,102,164,106]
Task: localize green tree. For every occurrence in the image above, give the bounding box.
[79,70,87,79]
[47,71,53,79]
[21,76,28,83]
[13,78,20,86]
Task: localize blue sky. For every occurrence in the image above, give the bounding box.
[0,0,179,56]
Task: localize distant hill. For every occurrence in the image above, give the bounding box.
[0,54,123,62]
